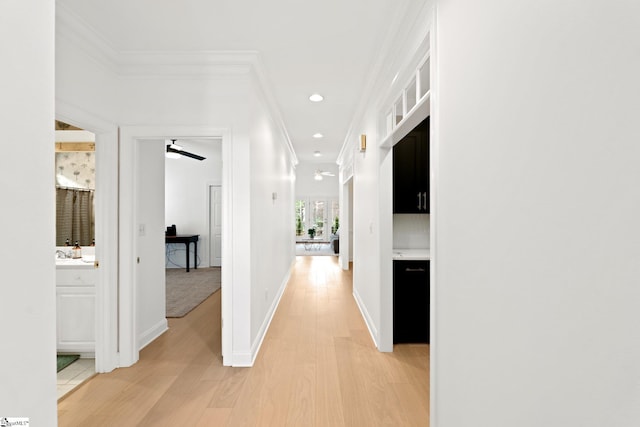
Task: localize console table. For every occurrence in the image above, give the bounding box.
[165,234,199,272]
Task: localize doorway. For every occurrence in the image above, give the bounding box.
[54,120,97,399]
[119,126,232,367]
[295,197,339,256]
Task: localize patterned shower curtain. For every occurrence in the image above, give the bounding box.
[56,187,95,246]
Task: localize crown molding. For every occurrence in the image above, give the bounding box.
[248,55,298,167]
[57,5,256,79]
[56,5,297,164]
[337,0,433,166]
[117,50,255,78]
[56,2,120,74]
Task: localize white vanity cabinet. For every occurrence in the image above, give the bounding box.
[56,266,96,354]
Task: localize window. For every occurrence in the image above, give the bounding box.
[295,198,339,240]
[419,57,430,99]
[406,77,417,113]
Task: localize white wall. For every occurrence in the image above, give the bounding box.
[136,140,168,349]
[393,214,429,249]
[248,73,296,361]
[0,0,57,423]
[165,139,223,268]
[340,0,433,351]
[56,11,296,366]
[434,1,640,426]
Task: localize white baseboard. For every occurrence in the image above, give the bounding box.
[233,260,294,367]
[231,352,253,367]
[138,318,168,351]
[352,288,379,348]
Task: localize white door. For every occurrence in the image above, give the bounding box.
[209,185,222,267]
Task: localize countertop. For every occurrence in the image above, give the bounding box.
[392,248,430,260]
[56,255,95,270]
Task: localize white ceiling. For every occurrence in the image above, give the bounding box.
[57,0,410,164]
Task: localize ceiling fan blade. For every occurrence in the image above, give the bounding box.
[321,171,335,176]
[167,146,206,161]
[178,150,206,161]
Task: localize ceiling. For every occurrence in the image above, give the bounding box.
[57,0,410,164]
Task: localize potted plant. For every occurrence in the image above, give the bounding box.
[308,227,316,239]
[296,215,303,236]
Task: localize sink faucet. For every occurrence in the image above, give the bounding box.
[56,250,68,259]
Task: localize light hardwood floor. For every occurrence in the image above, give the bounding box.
[58,256,429,426]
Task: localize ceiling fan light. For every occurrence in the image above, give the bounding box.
[314,172,323,181]
[165,150,181,159]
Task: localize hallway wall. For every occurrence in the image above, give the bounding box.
[248,73,297,363]
[434,1,640,425]
[0,0,57,423]
[55,12,296,366]
[339,0,433,351]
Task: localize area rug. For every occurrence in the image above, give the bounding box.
[57,354,80,372]
[166,267,221,318]
[295,243,338,257]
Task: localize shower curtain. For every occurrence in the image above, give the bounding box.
[56,187,95,246]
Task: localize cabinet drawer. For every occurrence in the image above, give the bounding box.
[56,269,96,286]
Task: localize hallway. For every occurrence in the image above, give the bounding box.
[58,256,429,426]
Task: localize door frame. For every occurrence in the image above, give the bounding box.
[119,125,233,366]
[56,101,119,373]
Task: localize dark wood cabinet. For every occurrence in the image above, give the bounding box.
[393,116,429,213]
[393,260,429,344]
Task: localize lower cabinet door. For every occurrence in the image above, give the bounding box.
[56,286,96,353]
[393,260,429,344]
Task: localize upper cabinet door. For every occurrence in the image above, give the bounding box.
[393,117,430,213]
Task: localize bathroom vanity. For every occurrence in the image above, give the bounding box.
[56,248,96,355]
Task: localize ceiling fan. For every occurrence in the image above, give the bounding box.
[166,139,206,161]
[314,169,335,181]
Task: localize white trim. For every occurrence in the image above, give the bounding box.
[56,3,119,73]
[234,259,294,367]
[336,2,413,167]
[221,130,233,366]
[379,92,431,148]
[55,101,119,374]
[138,319,169,350]
[429,8,438,426]
[248,57,298,167]
[119,125,233,368]
[352,288,379,348]
[57,5,296,169]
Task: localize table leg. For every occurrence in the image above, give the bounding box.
[194,240,198,269]
[186,242,190,272]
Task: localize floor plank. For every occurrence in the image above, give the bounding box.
[58,256,429,426]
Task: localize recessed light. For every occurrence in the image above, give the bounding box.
[313,133,324,139]
[313,151,322,157]
[309,93,324,102]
